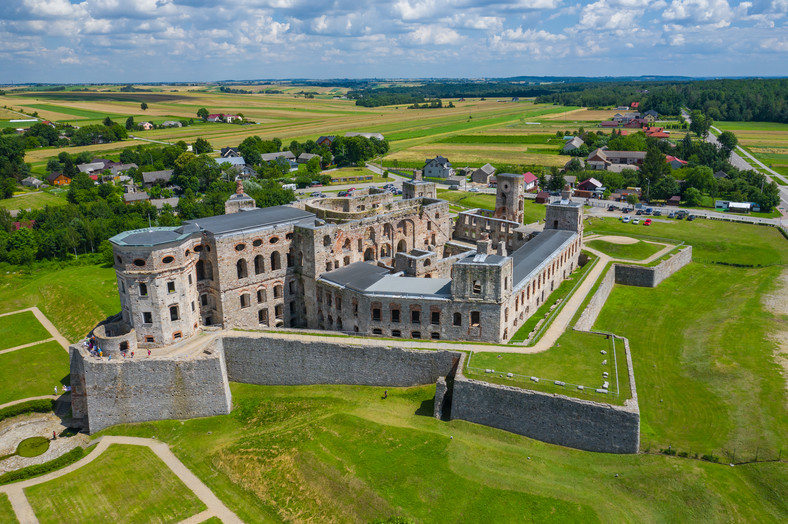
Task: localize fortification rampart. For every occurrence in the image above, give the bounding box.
[69,339,232,434]
[221,335,461,386]
[614,246,692,288]
[576,246,692,330]
[449,375,640,453]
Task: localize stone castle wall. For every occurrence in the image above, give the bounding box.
[221,335,462,386]
[70,340,232,433]
[576,246,692,331]
[614,246,692,288]
[449,376,640,454]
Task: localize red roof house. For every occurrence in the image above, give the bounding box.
[523,172,538,191]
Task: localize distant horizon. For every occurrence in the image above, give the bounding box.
[2,74,787,87]
[1,1,786,83]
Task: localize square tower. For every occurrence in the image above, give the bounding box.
[494,173,524,224]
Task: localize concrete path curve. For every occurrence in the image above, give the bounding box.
[0,436,242,524]
[0,396,59,412]
[0,339,56,356]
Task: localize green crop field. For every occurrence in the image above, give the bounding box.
[0,263,119,343]
[0,311,52,350]
[23,104,126,120]
[586,239,664,260]
[25,444,206,523]
[96,382,788,522]
[0,341,69,404]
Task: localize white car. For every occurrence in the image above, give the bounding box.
[622,216,631,223]
[469,187,480,192]
[632,217,640,224]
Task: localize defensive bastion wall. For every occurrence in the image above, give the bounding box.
[575,246,692,331]
[70,339,233,434]
[72,332,641,453]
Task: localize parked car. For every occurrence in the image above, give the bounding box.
[311,181,322,186]
[668,212,676,218]
[636,210,643,215]
[645,208,653,215]
[622,208,631,214]
[644,218,652,226]
[632,217,640,224]
[469,187,480,192]
[687,215,696,221]
[338,191,349,197]
[449,185,459,190]
[653,210,662,216]
[608,205,617,211]
[622,216,631,223]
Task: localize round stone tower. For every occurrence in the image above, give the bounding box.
[111,225,202,347]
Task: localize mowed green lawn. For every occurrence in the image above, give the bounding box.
[0,192,68,212]
[0,341,69,404]
[0,264,119,344]
[585,217,788,266]
[469,331,628,401]
[0,493,16,524]
[25,444,206,523]
[595,262,788,458]
[0,311,51,350]
[586,239,664,260]
[97,383,788,522]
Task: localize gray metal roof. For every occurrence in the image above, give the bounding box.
[184,205,314,236]
[511,229,577,287]
[320,261,452,298]
[111,226,192,247]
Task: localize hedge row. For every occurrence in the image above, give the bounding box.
[0,399,54,424]
[0,446,86,485]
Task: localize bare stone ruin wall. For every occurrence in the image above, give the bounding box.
[576,247,692,331]
[449,376,640,453]
[614,246,692,288]
[70,341,232,434]
[221,335,461,386]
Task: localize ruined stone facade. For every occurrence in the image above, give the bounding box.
[107,176,583,347]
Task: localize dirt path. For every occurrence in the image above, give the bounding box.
[0,396,58,411]
[0,436,242,524]
[0,339,55,356]
[762,267,788,401]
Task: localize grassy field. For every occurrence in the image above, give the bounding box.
[469,331,628,401]
[585,217,788,266]
[0,341,69,404]
[0,192,68,212]
[96,382,788,522]
[0,263,119,343]
[0,311,52,350]
[25,444,206,523]
[586,239,664,260]
[0,493,17,524]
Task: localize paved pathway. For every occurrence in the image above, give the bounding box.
[0,396,58,412]
[0,436,242,524]
[0,338,55,356]
[0,307,70,352]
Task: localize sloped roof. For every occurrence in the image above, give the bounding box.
[523,172,538,184]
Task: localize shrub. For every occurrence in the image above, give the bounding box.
[0,399,54,424]
[661,447,677,456]
[701,454,719,463]
[0,446,85,484]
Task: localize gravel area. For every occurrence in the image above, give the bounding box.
[0,413,88,473]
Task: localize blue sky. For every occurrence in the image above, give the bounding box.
[0,0,786,83]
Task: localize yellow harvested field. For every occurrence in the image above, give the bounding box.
[386,144,566,167]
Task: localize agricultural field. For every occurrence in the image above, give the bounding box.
[714,121,788,176]
[3,88,608,174]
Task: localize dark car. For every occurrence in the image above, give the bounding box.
[608,205,617,211]
[653,210,662,216]
[636,210,643,215]
[687,215,696,221]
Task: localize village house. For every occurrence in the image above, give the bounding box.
[665,155,688,169]
[316,136,335,148]
[470,163,496,185]
[586,149,646,171]
[47,172,71,186]
[345,132,385,141]
[423,156,454,178]
[21,176,44,189]
[562,136,585,153]
[523,172,538,192]
[139,122,154,130]
[142,170,174,188]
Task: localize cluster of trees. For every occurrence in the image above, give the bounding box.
[219,86,252,94]
[0,134,28,198]
[329,135,388,166]
[353,93,427,108]
[408,99,454,109]
[69,117,128,146]
[0,175,295,266]
[348,82,558,107]
[536,78,788,123]
[22,123,65,148]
